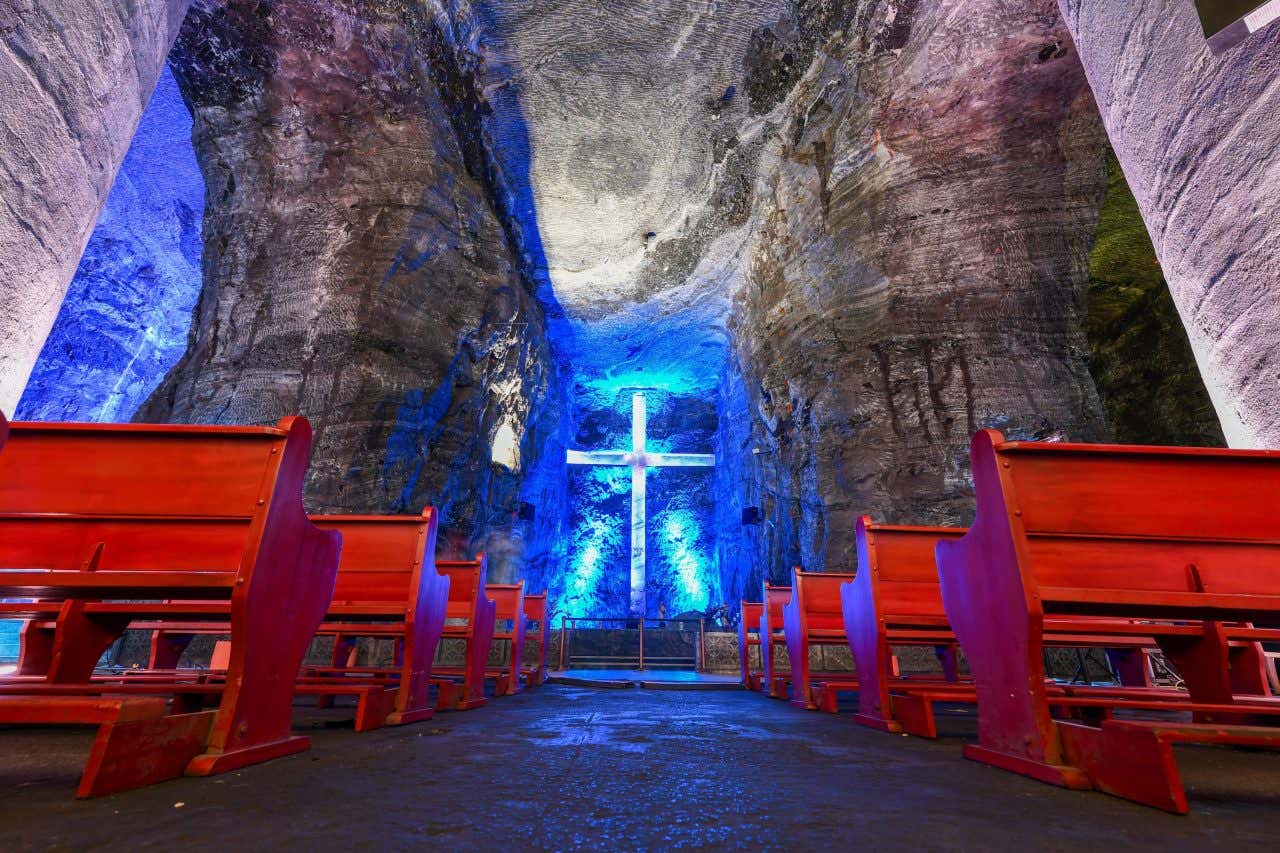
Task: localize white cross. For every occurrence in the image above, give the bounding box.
[566,392,716,617]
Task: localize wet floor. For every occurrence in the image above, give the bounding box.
[1,686,1278,850]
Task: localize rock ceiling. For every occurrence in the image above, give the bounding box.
[473,0,789,404]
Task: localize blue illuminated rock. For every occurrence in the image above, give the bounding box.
[17,67,203,423]
[135,0,570,590]
[0,0,191,413]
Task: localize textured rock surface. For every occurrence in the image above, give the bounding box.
[1085,149,1225,447]
[0,0,192,413]
[716,0,1110,591]
[139,0,569,584]
[473,0,789,400]
[1059,1,1280,448]
[16,67,204,423]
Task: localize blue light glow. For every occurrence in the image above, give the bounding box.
[557,388,720,620]
[16,66,203,423]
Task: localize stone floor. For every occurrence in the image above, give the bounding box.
[1,686,1278,850]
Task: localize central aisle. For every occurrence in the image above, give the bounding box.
[2,687,1276,849]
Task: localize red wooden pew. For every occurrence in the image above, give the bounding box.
[840,517,1160,736]
[759,583,791,698]
[739,601,764,691]
[937,430,1280,813]
[841,518,969,734]
[433,556,496,710]
[486,582,527,696]
[0,417,341,797]
[126,509,449,733]
[298,509,449,728]
[782,568,857,710]
[521,592,551,688]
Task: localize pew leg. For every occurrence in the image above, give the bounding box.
[460,634,490,710]
[187,545,337,775]
[387,567,448,725]
[17,620,55,676]
[317,634,359,710]
[1228,642,1271,697]
[1157,627,1247,722]
[47,603,131,683]
[149,631,196,670]
[1105,648,1152,688]
[934,644,960,683]
[1056,720,1188,814]
[891,693,939,739]
[937,533,1071,774]
[79,711,218,799]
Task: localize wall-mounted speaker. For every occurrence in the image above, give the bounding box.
[517,501,536,522]
[742,506,762,525]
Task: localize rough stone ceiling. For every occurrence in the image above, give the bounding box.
[473,0,788,404]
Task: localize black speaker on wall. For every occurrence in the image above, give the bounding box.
[517,502,536,522]
[742,506,762,525]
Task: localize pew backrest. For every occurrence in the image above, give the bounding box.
[523,592,547,625]
[437,554,493,635]
[0,417,333,600]
[856,517,964,622]
[486,581,526,628]
[971,429,1280,620]
[789,569,856,634]
[316,509,439,608]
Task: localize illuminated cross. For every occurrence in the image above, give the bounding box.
[566,392,716,617]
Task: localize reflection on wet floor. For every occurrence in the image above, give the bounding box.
[2,686,1278,849]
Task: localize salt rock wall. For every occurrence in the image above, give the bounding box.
[1058,2,1280,449]
[718,0,1109,585]
[0,0,192,414]
[17,66,204,423]
[139,0,569,580]
[1085,149,1225,448]
[470,0,790,402]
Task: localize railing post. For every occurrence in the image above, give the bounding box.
[558,617,568,671]
[698,618,705,672]
[638,618,645,671]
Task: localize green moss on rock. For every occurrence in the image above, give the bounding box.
[1086,150,1224,447]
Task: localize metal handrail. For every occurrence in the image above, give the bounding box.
[556,617,706,672]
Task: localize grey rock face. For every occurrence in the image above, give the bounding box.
[139,0,569,579]
[0,0,191,413]
[16,67,203,423]
[472,0,790,400]
[1058,2,1280,448]
[717,0,1109,584]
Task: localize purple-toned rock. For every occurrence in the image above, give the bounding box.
[716,0,1109,586]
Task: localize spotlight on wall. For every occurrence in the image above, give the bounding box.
[742,506,762,525]
[517,502,536,522]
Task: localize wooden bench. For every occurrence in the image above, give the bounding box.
[759,583,791,698]
[521,592,551,688]
[782,568,857,710]
[841,517,1162,737]
[739,601,764,691]
[486,582,527,696]
[134,509,449,733]
[0,417,341,797]
[433,556,496,710]
[841,517,968,733]
[936,429,1280,813]
[295,509,449,729]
